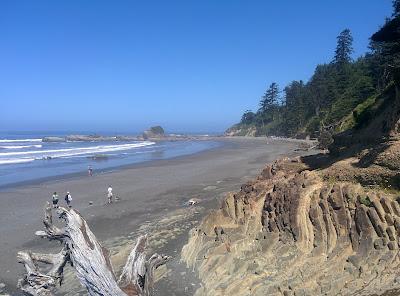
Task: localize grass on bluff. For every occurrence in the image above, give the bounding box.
[338,83,396,133]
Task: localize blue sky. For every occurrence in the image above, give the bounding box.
[0,1,393,133]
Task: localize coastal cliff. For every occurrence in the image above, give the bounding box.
[225,125,257,137]
[182,81,400,295]
[182,154,400,296]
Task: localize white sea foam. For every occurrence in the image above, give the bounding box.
[0,144,42,149]
[0,158,35,165]
[0,138,42,143]
[0,141,155,161]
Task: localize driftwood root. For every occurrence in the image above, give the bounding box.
[18,202,169,296]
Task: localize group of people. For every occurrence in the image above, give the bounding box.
[49,165,117,208]
[52,191,72,208]
[51,185,115,208]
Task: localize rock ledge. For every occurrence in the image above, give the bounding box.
[182,157,400,296]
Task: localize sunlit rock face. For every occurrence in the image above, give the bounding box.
[182,157,400,296]
[224,125,257,137]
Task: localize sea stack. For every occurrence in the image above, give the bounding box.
[142,126,165,139]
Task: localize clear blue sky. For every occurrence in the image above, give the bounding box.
[0,1,393,133]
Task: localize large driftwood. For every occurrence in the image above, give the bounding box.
[17,202,169,296]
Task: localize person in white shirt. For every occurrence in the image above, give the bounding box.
[107,186,113,204]
[65,191,72,208]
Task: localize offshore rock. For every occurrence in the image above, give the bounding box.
[143,126,165,139]
[182,157,400,296]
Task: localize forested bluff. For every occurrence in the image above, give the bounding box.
[181,3,400,296]
[226,2,400,150]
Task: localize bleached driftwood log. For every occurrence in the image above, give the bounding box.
[17,202,169,296]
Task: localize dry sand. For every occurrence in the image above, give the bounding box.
[0,137,313,295]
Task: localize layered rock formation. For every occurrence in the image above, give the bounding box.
[182,157,400,296]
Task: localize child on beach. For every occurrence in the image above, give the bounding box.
[65,192,72,208]
[107,185,113,204]
[52,192,59,208]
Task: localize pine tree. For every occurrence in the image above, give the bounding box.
[393,0,400,16]
[334,29,354,64]
[259,82,279,112]
[283,80,307,135]
[231,13,392,138]
[241,110,255,124]
[257,82,280,127]
[371,2,400,82]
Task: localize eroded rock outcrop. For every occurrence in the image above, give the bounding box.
[225,125,257,137]
[182,157,400,296]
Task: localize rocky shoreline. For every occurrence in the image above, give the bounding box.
[181,77,400,296]
[0,137,306,295]
[182,149,400,295]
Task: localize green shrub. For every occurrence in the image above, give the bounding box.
[359,196,372,207]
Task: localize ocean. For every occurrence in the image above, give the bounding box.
[0,132,220,187]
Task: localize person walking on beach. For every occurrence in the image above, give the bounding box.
[52,192,59,208]
[107,185,113,204]
[65,191,72,208]
[88,166,93,176]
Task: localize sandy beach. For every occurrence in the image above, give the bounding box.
[0,137,313,295]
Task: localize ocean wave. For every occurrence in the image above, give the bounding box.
[0,141,155,160]
[0,144,42,149]
[0,158,35,165]
[0,138,42,143]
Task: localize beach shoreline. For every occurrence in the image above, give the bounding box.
[0,139,226,191]
[0,137,315,295]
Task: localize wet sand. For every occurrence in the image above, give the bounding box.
[0,137,312,295]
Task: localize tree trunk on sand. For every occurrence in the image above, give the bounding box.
[17,202,169,296]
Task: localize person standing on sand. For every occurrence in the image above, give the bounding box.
[65,191,72,208]
[52,192,59,208]
[88,166,93,176]
[107,185,113,204]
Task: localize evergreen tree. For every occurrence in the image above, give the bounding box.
[259,82,279,113]
[283,81,306,135]
[393,0,400,16]
[367,42,390,90]
[233,12,394,139]
[334,29,354,64]
[371,2,400,82]
[258,82,280,125]
[308,64,338,112]
[241,110,255,124]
